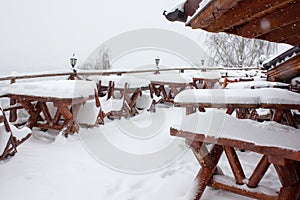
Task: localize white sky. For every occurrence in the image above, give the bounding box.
[0,0,208,75]
[0,0,291,75]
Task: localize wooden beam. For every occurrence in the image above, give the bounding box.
[267,54,300,82]
[189,0,242,29]
[184,0,203,18]
[282,35,300,47]
[206,0,297,32]
[236,1,300,38]
[260,20,300,45]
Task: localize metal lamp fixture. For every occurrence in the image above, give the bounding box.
[154,57,160,74]
[201,59,205,66]
[70,53,77,73]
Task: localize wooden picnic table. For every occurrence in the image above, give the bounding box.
[192,77,220,89]
[170,110,300,200]
[174,88,300,128]
[148,74,193,104]
[7,80,97,137]
[91,75,150,118]
[191,71,221,89]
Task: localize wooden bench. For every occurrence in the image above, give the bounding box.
[0,107,31,160]
[170,111,300,200]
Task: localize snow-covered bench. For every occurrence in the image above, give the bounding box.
[0,107,31,160]
[170,110,300,200]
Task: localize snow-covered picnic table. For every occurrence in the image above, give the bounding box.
[170,110,300,200]
[147,73,194,104]
[225,80,290,89]
[174,88,300,127]
[7,80,97,136]
[90,75,150,90]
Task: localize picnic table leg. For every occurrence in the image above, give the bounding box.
[22,101,43,128]
[40,102,53,126]
[223,146,245,185]
[9,98,17,122]
[272,109,284,124]
[247,155,271,188]
[285,110,298,129]
[188,140,223,199]
[186,106,196,115]
[59,105,79,137]
[226,107,235,115]
[273,160,300,200]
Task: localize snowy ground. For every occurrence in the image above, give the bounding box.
[0,105,281,200]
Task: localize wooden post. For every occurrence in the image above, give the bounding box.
[9,79,17,122]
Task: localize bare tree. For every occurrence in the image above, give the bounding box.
[206,33,277,68]
[81,46,111,70]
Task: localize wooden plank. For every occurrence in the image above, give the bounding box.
[267,55,300,82]
[209,176,278,200]
[261,21,300,44]
[206,0,297,32]
[189,0,242,28]
[236,1,300,38]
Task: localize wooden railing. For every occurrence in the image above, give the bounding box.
[0,66,260,83]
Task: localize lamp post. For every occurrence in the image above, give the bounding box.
[154,57,160,74]
[70,53,77,73]
[201,59,205,66]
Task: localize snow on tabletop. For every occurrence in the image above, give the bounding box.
[90,75,150,89]
[173,110,300,151]
[146,73,191,84]
[257,88,300,105]
[175,88,300,105]
[7,80,96,99]
[174,89,259,104]
[226,81,289,89]
[0,123,11,156]
[192,71,221,79]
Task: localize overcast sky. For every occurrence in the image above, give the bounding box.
[0,0,291,76]
[0,0,210,75]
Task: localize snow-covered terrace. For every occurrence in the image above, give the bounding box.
[0,69,299,200]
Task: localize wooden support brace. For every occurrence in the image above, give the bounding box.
[224,146,246,185]
[247,155,271,188]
